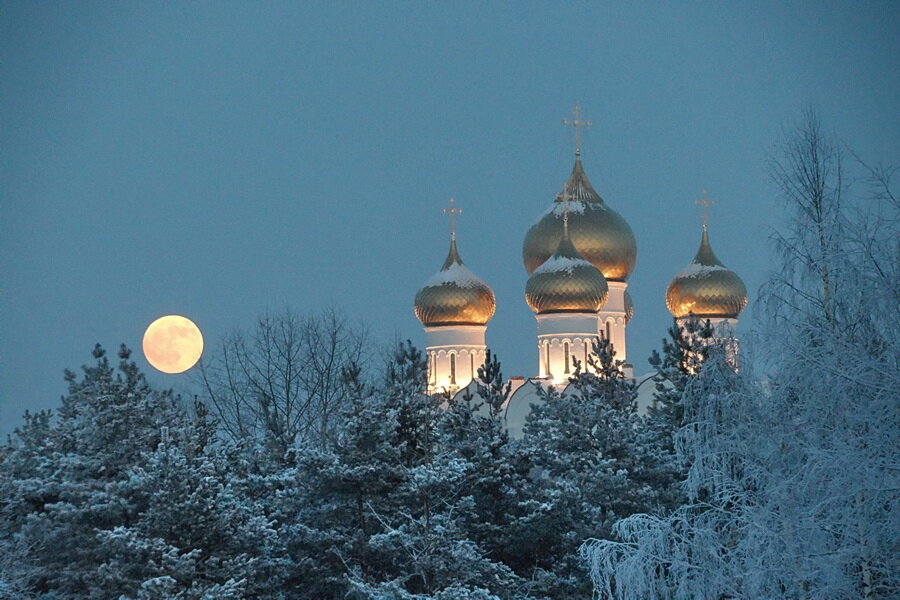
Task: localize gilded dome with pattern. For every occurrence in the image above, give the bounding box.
[666,226,748,319]
[415,238,496,326]
[525,233,609,314]
[523,157,637,281]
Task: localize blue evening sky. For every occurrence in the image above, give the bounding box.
[2,2,898,434]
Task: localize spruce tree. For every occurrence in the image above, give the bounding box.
[437,351,543,597]
[288,343,532,599]
[0,345,184,598]
[647,315,714,431]
[0,345,284,599]
[519,337,659,599]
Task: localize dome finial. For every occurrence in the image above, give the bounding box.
[440,198,464,269]
[442,197,462,242]
[695,189,715,231]
[563,103,592,158]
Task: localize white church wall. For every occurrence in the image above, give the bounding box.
[424,325,487,393]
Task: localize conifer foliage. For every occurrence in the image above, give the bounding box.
[0,337,680,599]
[0,345,283,599]
[517,337,675,599]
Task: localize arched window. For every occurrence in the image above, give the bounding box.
[470,353,475,380]
[449,353,456,385]
[584,341,589,364]
[564,341,570,374]
[606,321,612,343]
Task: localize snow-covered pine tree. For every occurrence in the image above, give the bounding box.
[647,315,714,431]
[95,411,285,599]
[0,345,285,599]
[284,354,410,598]
[347,449,526,599]
[642,315,717,508]
[436,351,545,598]
[288,343,532,600]
[0,345,185,598]
[518,337,664,599]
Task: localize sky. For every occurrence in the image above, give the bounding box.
[2,2,898,435]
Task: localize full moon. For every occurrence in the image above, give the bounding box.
[142,315,204,374]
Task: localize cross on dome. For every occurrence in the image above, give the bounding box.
[695,190,715,229]
[442,198,462,241]
[563,104,592,157]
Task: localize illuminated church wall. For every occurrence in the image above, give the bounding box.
[598,281,629,364]
[424,325,487,393]
[534,313,599,384]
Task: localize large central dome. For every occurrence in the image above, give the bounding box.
[522,157,637,281]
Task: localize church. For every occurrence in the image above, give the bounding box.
[412,108,748,426]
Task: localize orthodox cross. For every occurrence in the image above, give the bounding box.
[695,190,715,229]
[563,104,592,156]
[442,198,462,240]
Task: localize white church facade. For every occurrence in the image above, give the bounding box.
[412,108,748,422]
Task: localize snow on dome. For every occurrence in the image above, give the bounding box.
[674,261,730,278]
[531,253,587,276]
[525,233,609,314]
[414,238,496,327]
[423,261,485,288]
[666,226,748,319]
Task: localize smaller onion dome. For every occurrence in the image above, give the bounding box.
[624,290,634,324]
[415,238,496,326]
[666,225,748,319]
[526,233,609,314]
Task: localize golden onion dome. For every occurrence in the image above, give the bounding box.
[414,237,496,326]
[525,233,609,314]
[624,290,634,324]
[523,157,637,281]
[666,225,748,319]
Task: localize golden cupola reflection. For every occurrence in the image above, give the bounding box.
[415,237,496,326]
[522,157,637,281]
[526,234,609,314]
[666,225,748,319]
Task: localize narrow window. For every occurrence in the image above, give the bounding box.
[564,342,570,374]
[449,353,456,385]
[584,341,589,364]
[470,353,475,380]
[606,321,612,343]
[545,343,551,377]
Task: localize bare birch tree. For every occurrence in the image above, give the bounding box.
[765,107,845,327]
[196,307,369,452]
[581,110,900,599]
